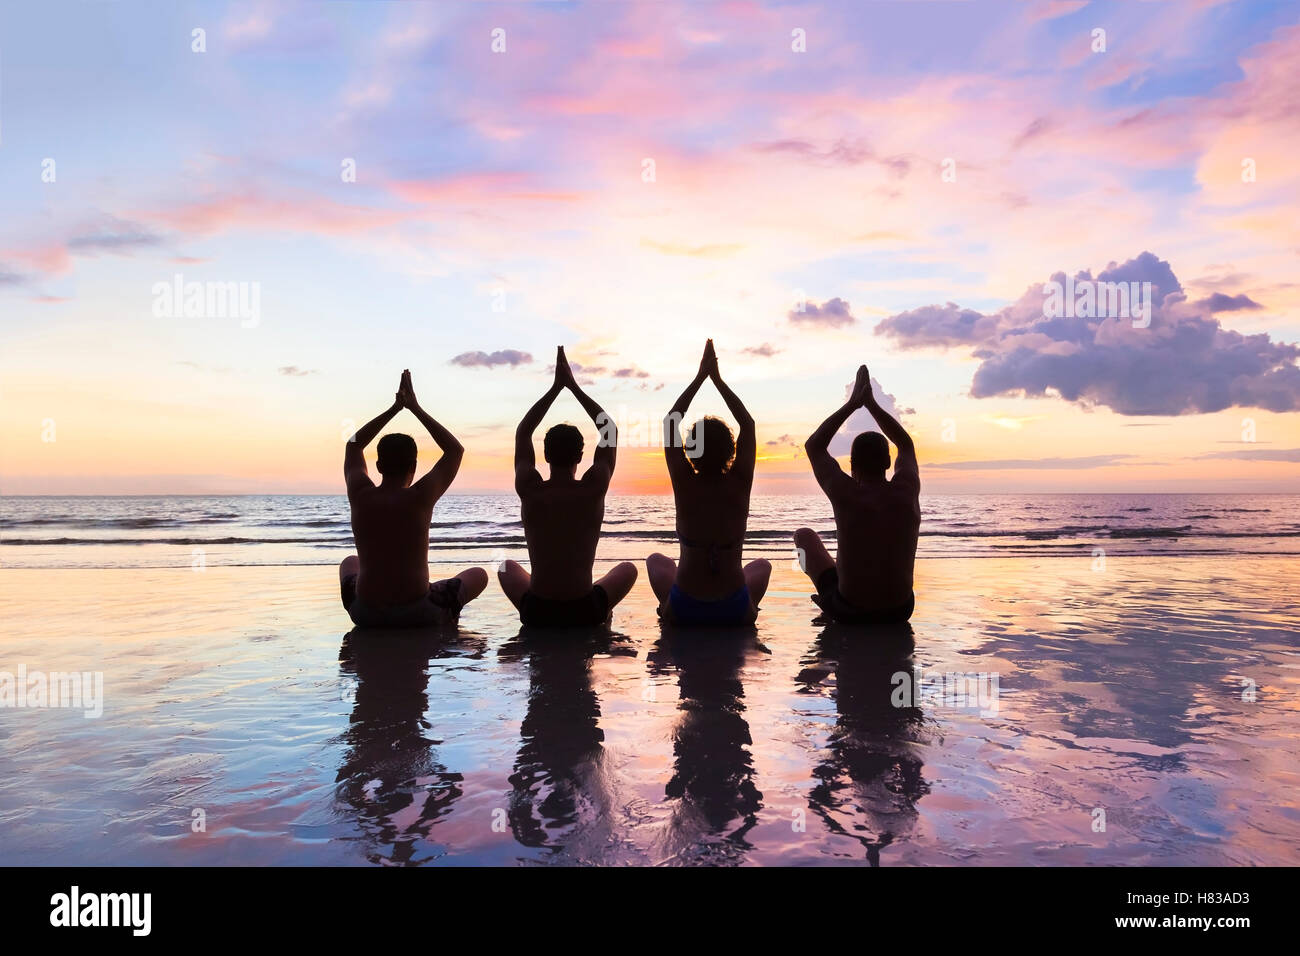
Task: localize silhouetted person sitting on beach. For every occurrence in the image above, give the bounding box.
[498,347,638,627]
[795,365,919,625]
[647,340,771,625]
[339,370,488,627]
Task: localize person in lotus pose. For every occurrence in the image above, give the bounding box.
[794,364,920,625]
[339,370,488,628]
[647,340,770,626]
[498,347,638,627]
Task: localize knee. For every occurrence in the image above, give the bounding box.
[616,561,639,581]
[464,566,489,590]
[339,554,359,574]
[497,559,523,578]
[748,558,772,578]
[646,552,669,568]
[793,527,817,547]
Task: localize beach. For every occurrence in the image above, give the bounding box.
[2,495,1298,865]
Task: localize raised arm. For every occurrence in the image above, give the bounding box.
[515,356,564,492]
[555,347,617,486]
[862,367,918,487]
[399,371,465,503]
[708,344,755,482]
[663,340,712,481]
[343,379,404,493]
[804,367,866,492]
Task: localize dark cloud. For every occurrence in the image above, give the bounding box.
[1194,447,1300,462]
[1012,116,1053,149]
[450,349,533,369]
[874,252,1300,415]
[67,218,162,253]
[929,454,1136,470]
[742,343,781,357]
[1193,292,1263,313]
[612,367,650,378]
[790,297,855,328]
[870,302,996,347]
[752,139,910,176]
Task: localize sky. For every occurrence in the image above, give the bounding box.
[1,0,1298,495]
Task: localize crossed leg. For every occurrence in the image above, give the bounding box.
[453,566,489,606]
[497,559,531,612]
[744,559,772,614]
[645,552,677,610]
[339,554,360,586]
[340,555,485,610]
[338,555,360,606]
[596,561,639,610]
[793,527,835,586]
[499,558,638,621]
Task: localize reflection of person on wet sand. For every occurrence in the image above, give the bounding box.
[796,364,920,626]
[499,627,636,860]
[647,626,764,863]
[336,627,485,865]
[795,622,929,865]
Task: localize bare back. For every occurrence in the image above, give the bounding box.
[826,472,920,609]
[671,468,752,598]
[518,474,606,600]
[348,485,434,606]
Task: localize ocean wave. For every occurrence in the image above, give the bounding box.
[0,516,184,529]
[1107,526,1190,538]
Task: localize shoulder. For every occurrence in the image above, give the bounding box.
[824,470,861,502]
[514,468,543,492]
[890,471,921,496]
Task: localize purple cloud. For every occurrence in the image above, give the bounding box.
[875,252,1300,415]
[742,342,781,357]
[1195,447,1300,462]
[790,297,856,328]
[1193,293,1263,313]
[753,139,910,177]
[66,217,163,253]
[450,349,533,369]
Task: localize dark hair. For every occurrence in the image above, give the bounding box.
[851,431,890,475]
[687,416,736,475]
[544,423,584,468]
[376,433,417,477]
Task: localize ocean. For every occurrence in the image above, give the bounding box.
[3,492,1298,569]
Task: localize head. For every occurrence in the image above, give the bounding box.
[376,433,418,486]
[544,423,584,475]
[686,416,736,476]
[851,431,890,480]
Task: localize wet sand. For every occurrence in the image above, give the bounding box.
[1,556,1297,865]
